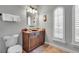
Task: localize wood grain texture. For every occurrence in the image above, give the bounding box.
[22,28,45,52]
[23,44,68,53]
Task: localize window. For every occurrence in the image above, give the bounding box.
[53,7,65,42]
[72,5,79,45]
[75,6,79,42]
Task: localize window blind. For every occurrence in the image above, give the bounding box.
[75,6,79,42]
[54,7,64,39]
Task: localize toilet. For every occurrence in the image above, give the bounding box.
[3,34,22,53]
[7,45,22,53]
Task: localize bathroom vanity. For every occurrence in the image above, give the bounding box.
[22,28,45,52]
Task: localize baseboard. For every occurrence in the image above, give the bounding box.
[45,42,77,53]
[53,38,66,43]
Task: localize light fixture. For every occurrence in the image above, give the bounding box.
[30,8,32,13]
[32,9,35,14]
[27,6,38,14]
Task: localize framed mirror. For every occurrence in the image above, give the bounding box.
[26,6,38,28]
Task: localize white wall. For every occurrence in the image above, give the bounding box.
[0,5,27,52]
[0,5,26,37]
[38,5,79,52]
[38,5,54,42]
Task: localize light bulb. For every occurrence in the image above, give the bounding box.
[35,10,37,13]
[32,9,35,14]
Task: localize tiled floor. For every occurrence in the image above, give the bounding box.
[23,44,68,53]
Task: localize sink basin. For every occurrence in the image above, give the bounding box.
[31,29,37,31]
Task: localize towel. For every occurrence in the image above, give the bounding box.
[2,13,11,21]
[7,45,22,53]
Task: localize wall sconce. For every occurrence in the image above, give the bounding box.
[43,15,47,22]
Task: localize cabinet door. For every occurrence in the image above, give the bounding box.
[29,36,38,50]
[39,31,45,45]
[22,33,29,51]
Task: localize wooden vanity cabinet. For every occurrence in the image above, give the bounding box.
[39,30,45,45]
[22,29,45,52]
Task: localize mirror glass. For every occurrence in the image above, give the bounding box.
[26,6,38,28]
